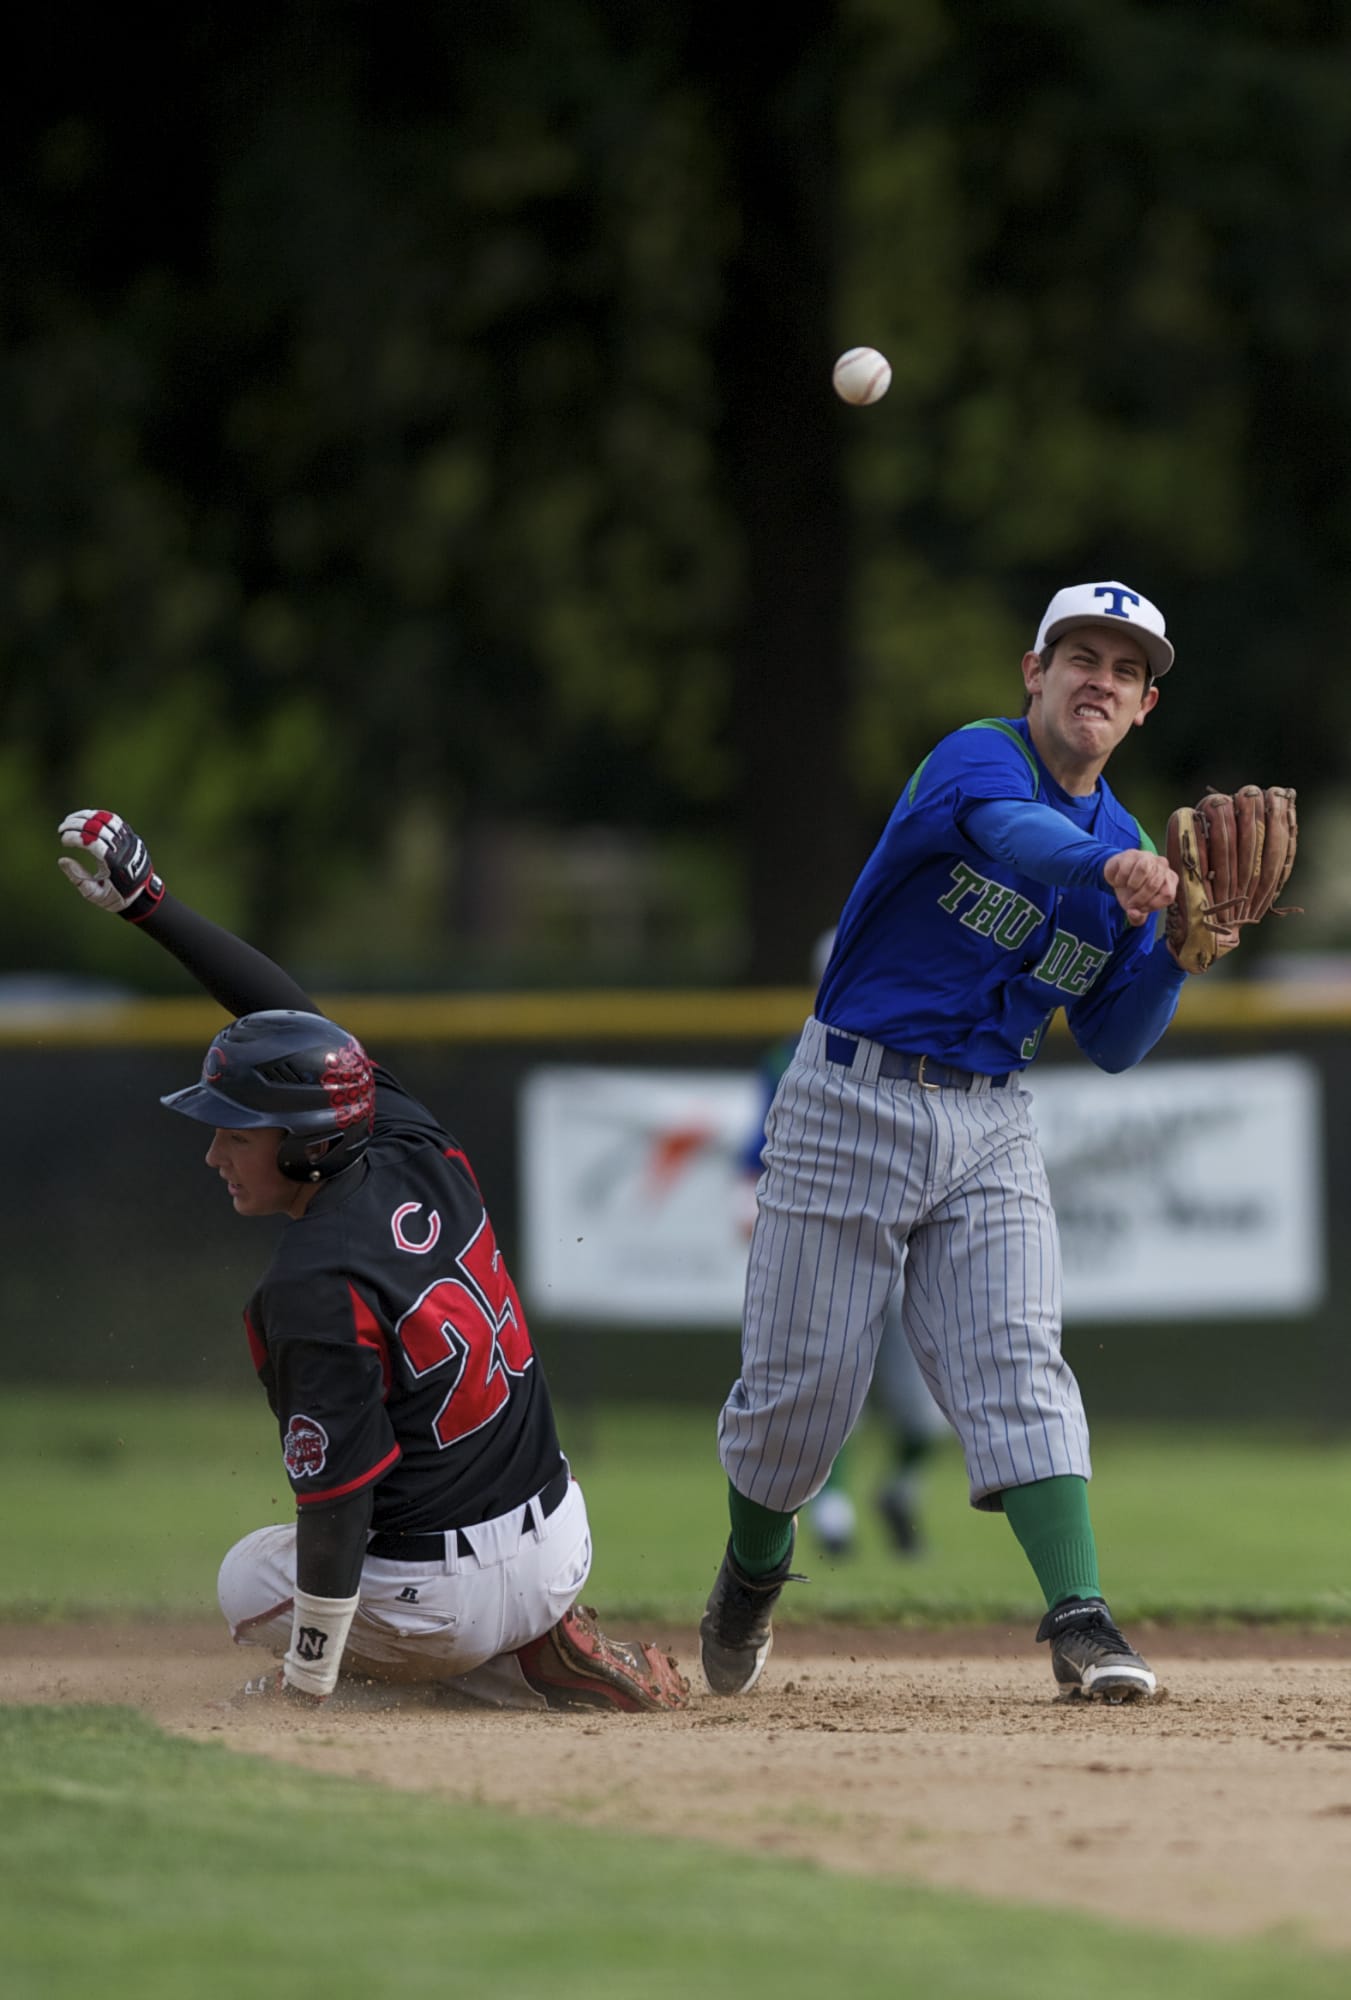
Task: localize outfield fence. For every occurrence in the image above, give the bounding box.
[4,979,1348,1424]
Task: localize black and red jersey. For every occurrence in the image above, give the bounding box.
[243,1067,562,1532]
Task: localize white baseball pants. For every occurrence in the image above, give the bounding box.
[218,1474,592,1709]
[720,1016,1092,1514]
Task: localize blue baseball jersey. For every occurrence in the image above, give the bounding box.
[815,716,1176,1073]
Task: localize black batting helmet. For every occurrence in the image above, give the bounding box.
[161,1010,377,1183]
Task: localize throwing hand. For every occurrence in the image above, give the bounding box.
[1103,848,1177,927]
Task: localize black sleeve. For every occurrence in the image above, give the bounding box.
[295,1488,374,1598]
[133,891,316,1017]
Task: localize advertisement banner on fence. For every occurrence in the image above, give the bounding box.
[519,1054,1323,1325]
[519,1065,763,1324]
[1024,1052,1323,1319]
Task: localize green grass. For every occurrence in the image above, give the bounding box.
[1,1389,1348,1625]
[0,1392,291,1619]
[572,1405,1351,1625]
[2,1706,1347,2000]
[3,1403,1348,1992]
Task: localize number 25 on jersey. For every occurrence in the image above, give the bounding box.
[396,1215,534,1448]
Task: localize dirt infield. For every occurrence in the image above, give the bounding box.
[4,1620,1350,1950]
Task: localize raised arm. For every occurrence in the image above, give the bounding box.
[57,809,316,1018]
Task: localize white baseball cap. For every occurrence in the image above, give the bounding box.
[1034,581,1174,677]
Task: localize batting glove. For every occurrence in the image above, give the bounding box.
[57,808,166,922]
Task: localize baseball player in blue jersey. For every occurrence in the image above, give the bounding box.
[702,580,1227,1702]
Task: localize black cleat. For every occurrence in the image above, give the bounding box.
[1036,1597,1157,1703]
[699,1534,803,1695]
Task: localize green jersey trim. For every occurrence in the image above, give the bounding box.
[906,719,1041,808]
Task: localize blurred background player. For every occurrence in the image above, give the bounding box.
[739,931,950,1560]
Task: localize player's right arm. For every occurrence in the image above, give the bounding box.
[253,1271,402,1698]
[904,726,1164,915]
[963,798,1175,919]
[906,724,1173,918]
[57,807,316,1018]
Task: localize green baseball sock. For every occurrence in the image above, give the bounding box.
[1001,1474,1102,1610]
[727,1482,796,1577]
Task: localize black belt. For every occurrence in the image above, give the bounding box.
[824,1030,1010,1093]
[367,1461,570,1562]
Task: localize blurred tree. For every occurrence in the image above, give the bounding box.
[3,3,744,978]
[686,4,867,978]
[843,0,1351,863]
[6,0,1351,986]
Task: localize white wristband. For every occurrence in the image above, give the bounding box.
[283,1588,360,1699]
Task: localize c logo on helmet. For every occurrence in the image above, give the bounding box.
[322,1039,376,1130]
[282,1414,329,1480]
[204,1042,228,1082]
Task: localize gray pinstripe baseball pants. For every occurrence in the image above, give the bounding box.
[718,1016,1092,1514]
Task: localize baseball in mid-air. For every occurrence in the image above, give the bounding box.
[832,346,892,406]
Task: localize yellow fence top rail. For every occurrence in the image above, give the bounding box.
[4,979,1351,1048]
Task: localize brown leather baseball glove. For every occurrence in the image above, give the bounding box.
[1165,785,1299,973]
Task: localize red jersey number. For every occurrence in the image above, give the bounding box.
[395,1216,534,1448]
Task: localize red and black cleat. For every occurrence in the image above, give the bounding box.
[515,1605,690,1713]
